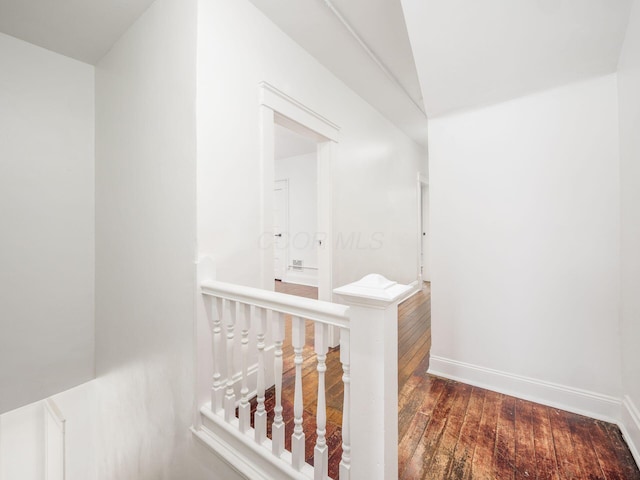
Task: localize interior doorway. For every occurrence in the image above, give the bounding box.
[273,179,289,281]
[420,183,430,282]
[417,174,430,282]
[259,82,339,302]
[273,124,318,287]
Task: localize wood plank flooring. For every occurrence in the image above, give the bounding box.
[267,280,640,479]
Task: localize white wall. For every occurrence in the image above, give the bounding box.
[197,0,426,292]
[275,153,318,286]
[49,382,96,480]
[0,401,44,480]
[618,0,640,463]
[0,33,95,414]
[94,0,240,478]
[428,75,622,419]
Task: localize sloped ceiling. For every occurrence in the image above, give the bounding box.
[2,0,625,130]
[248,0,428,146]
[401,0,633,117]
[0,0,156,64]
[0,0,429,144]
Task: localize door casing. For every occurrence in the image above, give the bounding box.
[259,82,340,302]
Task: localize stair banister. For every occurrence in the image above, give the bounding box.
[194,258,413,480]
[334,274,413,480]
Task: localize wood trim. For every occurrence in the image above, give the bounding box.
[429,355,622,423]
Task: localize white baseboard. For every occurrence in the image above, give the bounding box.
[406,280,421,298]
[282,271,318,287]
[193,406,314,480]
[428,355,621,423]
[620,395,640,469]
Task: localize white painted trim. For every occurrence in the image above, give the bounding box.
[429,355,622,423]
[620,395,640,469]
[274,178,290,282]
[202,280,350,328]
[282,272,319,288]
[44,398,66,480]
[316,140,334,303]
[319,0,426,117]
[259,106,275,291]
[193,406,315,480]
[192,426,271,480]
[259,82,340,142]
[44,399,65,431]
[404,280,421,301]
[258,83,338,303]
[416,173,429,283]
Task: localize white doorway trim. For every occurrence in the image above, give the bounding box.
[44,398,65,480]
[273,179,289,282]
[417,173,429,283]
[259,82,340,301]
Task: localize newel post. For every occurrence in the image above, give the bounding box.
[333,274,412,480]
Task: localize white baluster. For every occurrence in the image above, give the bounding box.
[238,303,251,432]
[314,322,329,480]
[272,311,285,456]
[291,316,306,471]
[211,297,225,413]
[254,307,267,444]
[224,300,237,422]
[340,327,351,480]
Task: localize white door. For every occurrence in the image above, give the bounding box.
[421,184,431,281]
[274,180,288,281]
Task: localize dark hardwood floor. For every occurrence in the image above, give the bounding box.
[261,280,640,479]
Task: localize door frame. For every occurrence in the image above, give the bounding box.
[259,82,340,301]
[417,173,429,283]
[273,178,289,281]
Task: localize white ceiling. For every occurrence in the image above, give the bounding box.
[0,0,156,64]
[275,124,317,161]
[0,0,429,144]
[401,0,633,117]
[248,0,429,146]
[1,0,629,134]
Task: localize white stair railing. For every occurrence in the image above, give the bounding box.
[193,272,412,480]
[199,280,351,480]
[291,315,307,471]
[272,311,286,456]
